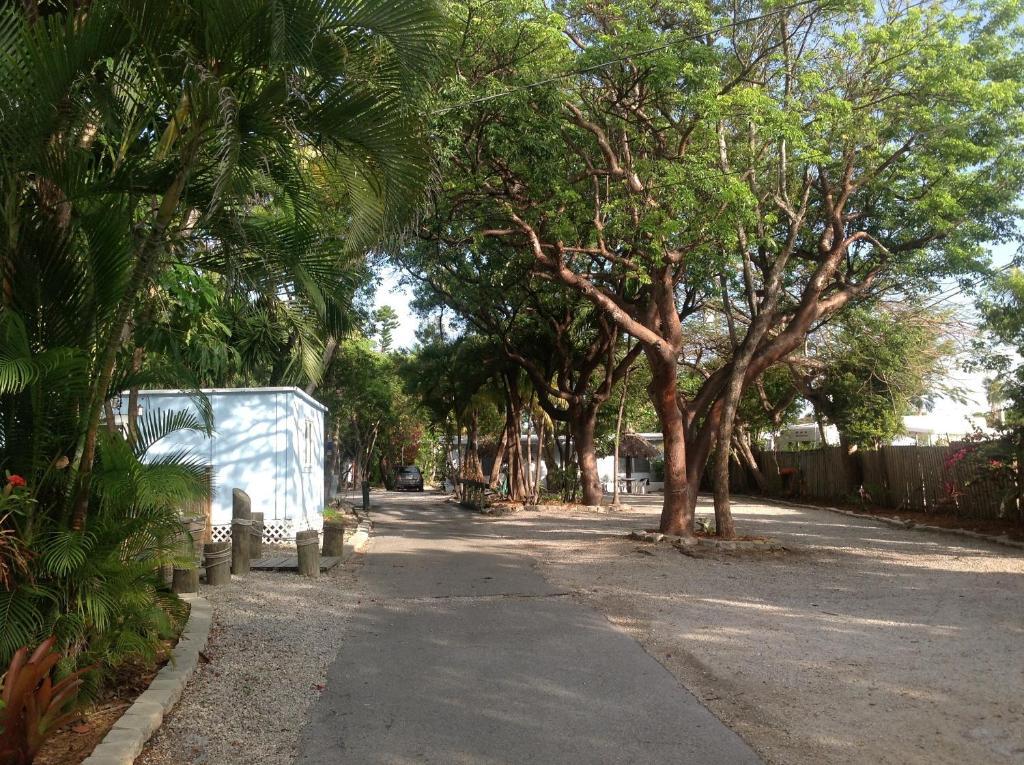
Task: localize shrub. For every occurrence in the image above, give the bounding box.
[0,637,91,765]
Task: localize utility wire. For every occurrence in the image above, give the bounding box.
[916,263,1014,312]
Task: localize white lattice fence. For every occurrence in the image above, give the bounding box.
[211,521,295,543]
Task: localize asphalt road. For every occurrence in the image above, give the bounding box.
[295,492,761,765]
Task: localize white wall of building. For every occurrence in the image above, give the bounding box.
[118,387,325,538]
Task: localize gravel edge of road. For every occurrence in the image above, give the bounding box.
[136,561,367,765]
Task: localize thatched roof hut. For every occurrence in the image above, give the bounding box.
[617,432,660,460]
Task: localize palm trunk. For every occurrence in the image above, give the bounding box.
[70,135,198,530]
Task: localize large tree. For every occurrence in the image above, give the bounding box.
[402,240,641,504]
[792,305,956,450]
[427,0,1024,536]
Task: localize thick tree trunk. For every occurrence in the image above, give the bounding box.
[488,429,508,488]
[533,414,546,498]
[647,350,693,536]
[461,409,484,481]
[733,430,768,494]
[506,413,528,501]
[838,432,863,492]
[611,365,630,506]
[503,373,529,501]
[571,407,602,506]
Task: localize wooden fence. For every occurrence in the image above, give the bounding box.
[730,444,1016,520]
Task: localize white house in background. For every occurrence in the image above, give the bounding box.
[597,433,665,492]
[462,433,667,494]
[116,387,325,541]
[774,413,990,450]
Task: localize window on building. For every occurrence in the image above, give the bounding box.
[304,420,314,469]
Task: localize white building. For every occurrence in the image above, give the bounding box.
[117,387,326,542]
[774,413,990,450]
[597,432,665,493]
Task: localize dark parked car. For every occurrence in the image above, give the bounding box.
[394,465,424,491]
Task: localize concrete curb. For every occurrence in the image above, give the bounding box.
[767,497,1024,551]
[81,594,212,765]
[342,520,373,560]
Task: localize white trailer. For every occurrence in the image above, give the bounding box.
[117,387,326,542]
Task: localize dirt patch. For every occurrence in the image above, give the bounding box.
[496,495,1024,765]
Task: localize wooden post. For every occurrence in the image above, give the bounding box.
[250,511,264,561]
[296,529,320,578]
[322,520,346,557]
[172,517,201,594]
[172,567,199,594]
[231,488,252,576]
[204,542,231,586]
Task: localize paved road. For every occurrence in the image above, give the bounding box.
[296,492,760,765]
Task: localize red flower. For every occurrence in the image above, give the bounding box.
[6,474,26,488]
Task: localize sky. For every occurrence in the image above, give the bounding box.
[373,267,419,351]
[372,244,1020,432]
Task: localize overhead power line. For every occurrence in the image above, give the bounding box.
[917,263,1015,313]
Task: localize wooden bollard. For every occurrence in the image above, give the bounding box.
[249,511,264,561]
[204,541,231,586]
[172,566,199,594]
[231,488,252,576]
[322,519,346,557]
[296,529,320,578]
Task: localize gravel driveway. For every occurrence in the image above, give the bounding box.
[490,496,1024,765]
[138,565,363,765]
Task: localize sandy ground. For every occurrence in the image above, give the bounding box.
[489,495,1024,765]
[138,565,363,765]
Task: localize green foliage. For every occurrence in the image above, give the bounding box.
[422,0,1024,505]
[972,265,1024,516]
[804,306,954,447]
[0,421,204,671]
[977,267,1024,423]
[0,0,443,685]
[321,336,430,484]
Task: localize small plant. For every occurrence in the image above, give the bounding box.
[0,637,91,765]
[695,516,716,534]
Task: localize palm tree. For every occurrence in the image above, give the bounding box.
[0,0,441,527]
[0,0,442,668]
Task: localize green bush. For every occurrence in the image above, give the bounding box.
[0,418,208,676]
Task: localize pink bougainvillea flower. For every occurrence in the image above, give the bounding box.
[6,474,26,488]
